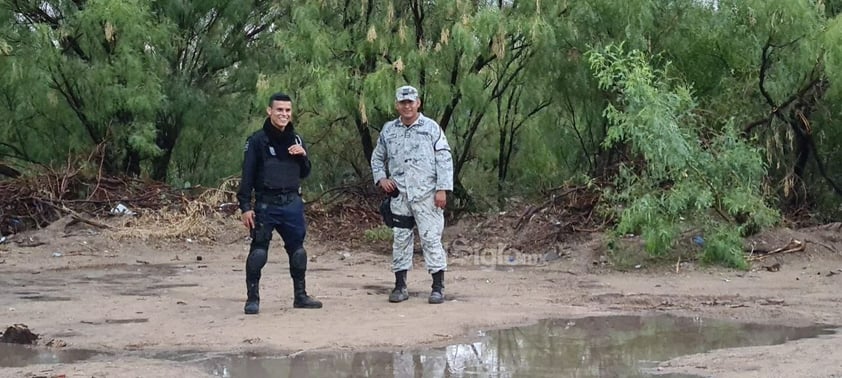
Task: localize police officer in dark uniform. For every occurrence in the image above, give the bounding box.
[237,92,322,315]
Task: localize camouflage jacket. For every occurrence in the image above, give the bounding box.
[371,113,453,201]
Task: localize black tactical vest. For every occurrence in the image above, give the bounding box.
[256,132,304,194]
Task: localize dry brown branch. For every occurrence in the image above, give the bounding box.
[805,239,837,254]
[515,186,583,232]
[42,200,111,229]
[747,239,805,261]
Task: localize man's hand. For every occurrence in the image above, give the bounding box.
[378,178,397,194]
[241,210,255,229]
[434,190,447,209]
[288,144,306,156]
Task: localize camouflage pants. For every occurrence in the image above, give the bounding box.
[390,191,447,273]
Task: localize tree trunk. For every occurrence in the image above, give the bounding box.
[151,120,182,182]
[123,148,141,177]
[355,116,375,165]
[0,163,21,178]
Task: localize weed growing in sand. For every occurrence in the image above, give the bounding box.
[364,226,392,242]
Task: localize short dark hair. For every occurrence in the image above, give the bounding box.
[268,92,292,106]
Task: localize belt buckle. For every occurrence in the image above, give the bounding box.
[271,193,295,206]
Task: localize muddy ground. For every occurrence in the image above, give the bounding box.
[1,213,841,378]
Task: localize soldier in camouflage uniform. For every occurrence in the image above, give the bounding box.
[370,85,454,304]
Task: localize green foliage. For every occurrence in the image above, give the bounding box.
[589,44,778,268]
[364,226,392,242]
[3,0,842,244]
[700,226,748,269]
[823,15,842,98]
[261,0,569,209]
[0,0,281,183]
[127,122,163,158]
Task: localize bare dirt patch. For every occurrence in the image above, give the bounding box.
[1,205,842,377]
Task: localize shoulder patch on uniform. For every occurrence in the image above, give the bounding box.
[433,127,451,151]
[243,139,249,152]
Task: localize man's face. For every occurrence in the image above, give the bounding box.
[396,99,420,120]
[266,100,292,129]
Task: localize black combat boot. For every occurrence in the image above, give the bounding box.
[244,279,260,314]
[389,270,409,303]
[244,247,267,315]
[291,269,322,309]
[429,270,444,304]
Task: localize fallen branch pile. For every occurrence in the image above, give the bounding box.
[0,164,385,242]
[305,181,385,243]
[0,165,236,238]
[746,238,806,261]
[1,162,606,249]
[510,185,606,251]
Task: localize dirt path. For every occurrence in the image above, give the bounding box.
[1,222,841,377]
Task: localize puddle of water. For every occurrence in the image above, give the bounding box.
[0,344,101,368]
[0,265,184,295]
[104,318,149,324]
[117,291,161,297]
[0,264,197,298]
[18,295,73,301]
[199,314,836,378]
[146,283,200,289]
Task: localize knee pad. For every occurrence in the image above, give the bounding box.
[246,248,268,274]
[250,223,273,247]
[290,247,307,271]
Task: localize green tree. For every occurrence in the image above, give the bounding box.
[590,45,778,268]
[152,0,287,183]
[4,0,842,266]
[4,0,167,175]
[0,0,285,183]
[265,0,559,211]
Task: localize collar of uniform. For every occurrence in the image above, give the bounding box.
[395,113,426,128]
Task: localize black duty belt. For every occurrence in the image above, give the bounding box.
[257,190,299,206]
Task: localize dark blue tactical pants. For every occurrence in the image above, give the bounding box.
[246,195,307,283]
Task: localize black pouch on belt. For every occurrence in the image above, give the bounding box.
[379,188,415,229]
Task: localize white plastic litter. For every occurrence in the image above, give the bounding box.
[110,203,136,215]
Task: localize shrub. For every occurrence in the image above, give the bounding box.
[588,44,778,269]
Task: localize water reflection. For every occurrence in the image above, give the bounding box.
[0,343,101,367]
[203,314,836,377]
